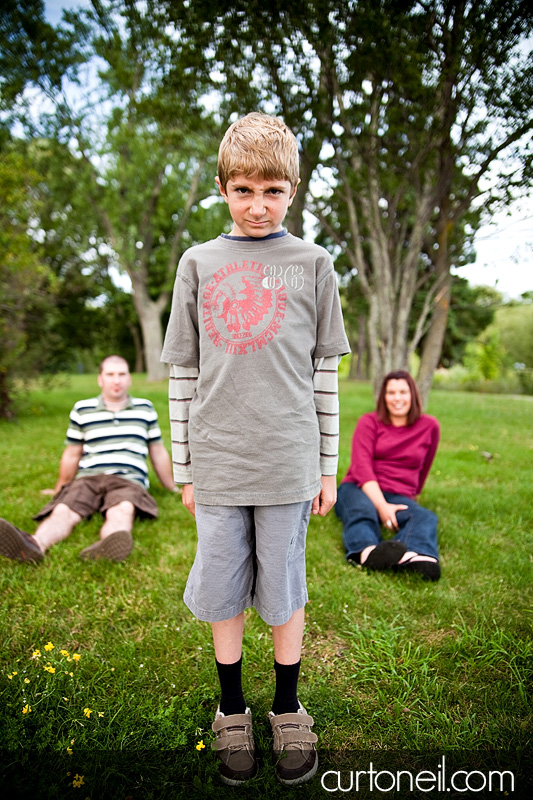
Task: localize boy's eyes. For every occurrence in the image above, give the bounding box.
[234,187,283,195]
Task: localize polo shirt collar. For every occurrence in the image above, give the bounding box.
[96,394,134,412]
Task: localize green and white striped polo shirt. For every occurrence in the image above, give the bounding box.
[66,395,162,488]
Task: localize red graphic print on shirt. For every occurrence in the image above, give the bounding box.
[202,260,286,355]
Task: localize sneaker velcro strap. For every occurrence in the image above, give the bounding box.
[275,729,318,747]
[211,731,254,751]
[271,711,314,727]
[212,714,253,733]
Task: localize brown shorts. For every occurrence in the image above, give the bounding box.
[33,474,158,522]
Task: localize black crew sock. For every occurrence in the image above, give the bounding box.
[215,657,246,716]
[271,659,301,715]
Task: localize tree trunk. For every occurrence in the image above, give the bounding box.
[128,322,145,373]
[133,295,167,381]
[355,314,367,380]
[417,272,452,407]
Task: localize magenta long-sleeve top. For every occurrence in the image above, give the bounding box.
[341,411,440,498]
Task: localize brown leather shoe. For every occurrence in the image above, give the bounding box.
[79,530,133,562]
[0,518,44,563]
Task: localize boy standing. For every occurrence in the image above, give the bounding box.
[161,113,349,786]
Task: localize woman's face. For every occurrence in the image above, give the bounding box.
[384,378,411,425]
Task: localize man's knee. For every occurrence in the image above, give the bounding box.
[49,502,82,524]
[105,500,135,518]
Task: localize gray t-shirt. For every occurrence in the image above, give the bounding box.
[161,232,349,505]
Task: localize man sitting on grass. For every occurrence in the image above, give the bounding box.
[0,355,176,563]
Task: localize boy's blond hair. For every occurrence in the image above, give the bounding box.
[217,112,300,190]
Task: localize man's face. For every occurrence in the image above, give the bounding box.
[97,358,131,405]
[216,174,297,238]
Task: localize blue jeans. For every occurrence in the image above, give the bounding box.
[335,482,439,561]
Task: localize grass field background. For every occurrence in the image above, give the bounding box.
[0,376,531,799]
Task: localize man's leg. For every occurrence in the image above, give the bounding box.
[0,503,81,562]
[100,500,135,538]
[33,503,82,553]
[79,500,135,562]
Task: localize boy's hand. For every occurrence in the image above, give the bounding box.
[182,483,195,516]
[312,475,337,517]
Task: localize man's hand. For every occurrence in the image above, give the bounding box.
[182,484,195,517]
[312,475,337,517]
[41,488,56,496]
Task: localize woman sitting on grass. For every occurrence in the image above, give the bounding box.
[335,370,441,581]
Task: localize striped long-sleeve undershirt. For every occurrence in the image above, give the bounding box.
[168,356,340,485]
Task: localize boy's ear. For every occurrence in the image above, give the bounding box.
[288,183,299,206]
[215,176,228,201]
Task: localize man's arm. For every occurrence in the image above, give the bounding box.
[148,441,176,490]
[51,444,83,494]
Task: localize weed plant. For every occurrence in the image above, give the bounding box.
[0,376,531,798]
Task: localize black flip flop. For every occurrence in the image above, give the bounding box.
[394,558,441,582]
[363,540,407,570]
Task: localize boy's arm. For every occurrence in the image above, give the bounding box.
[312,355,340,516]
[169,364,198,514]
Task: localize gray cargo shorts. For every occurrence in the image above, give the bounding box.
[184,501,312,626]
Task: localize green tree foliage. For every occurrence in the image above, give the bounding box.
[0,146,54,417]
[463,328,506,381]
[492,299,533,369]
[166,0,533,403]
[6,0,224,380]
[424,279,501,368]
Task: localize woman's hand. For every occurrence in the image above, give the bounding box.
[378,502,408,532]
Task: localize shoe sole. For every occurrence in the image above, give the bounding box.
[79,530,133,562]
[277,752,319,786]
[0,518,43,562]
[219,763,259,787]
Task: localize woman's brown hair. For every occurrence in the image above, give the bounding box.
[376,370,422,426]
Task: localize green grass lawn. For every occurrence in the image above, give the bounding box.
[0,376,531,799]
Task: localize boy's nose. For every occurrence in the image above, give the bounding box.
[249,196,266,215]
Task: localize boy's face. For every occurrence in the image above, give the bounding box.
[215,174,297,238]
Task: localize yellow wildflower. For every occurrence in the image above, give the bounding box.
[72,774,84,788]
[44,642,54,652]
[60,650,69,657]
[66,747,73,756]
[43,665,56,674]
[83,707,92,718]
[63,697,69,702]
[32,649,41,658]
[98,712,104,717]
[24,678,30,684]
[196,739,206,751]
[72,653,81,662]
[22,704,31,714]
[8,672,17,680]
